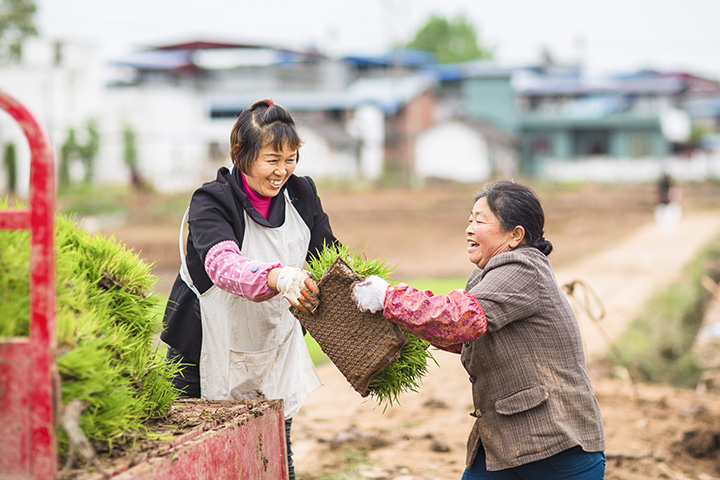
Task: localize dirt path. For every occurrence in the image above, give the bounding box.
[292,208,720,480]
[556,210,720,358]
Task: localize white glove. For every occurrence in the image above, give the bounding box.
[276,267,319,312]
[352,275,390,313]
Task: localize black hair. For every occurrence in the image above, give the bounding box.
[229,99,303,173]
[475,180,553,256]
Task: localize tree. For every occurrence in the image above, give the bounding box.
[3,142,17,193]
[405,13,494,64]
[0,0,38,63]
[58,119,101,189]
[123,124,148,190]
[77,118,100,184]
[59,128,78,190]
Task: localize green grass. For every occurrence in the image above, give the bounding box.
[399,276,467,295]
[305,334,329,365]
[58,184,134,217]
[611,233,720,388]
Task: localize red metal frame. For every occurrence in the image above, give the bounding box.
[0,90,57,479]
[0,91,288,480]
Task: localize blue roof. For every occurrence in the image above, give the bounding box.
[423,60,526,81]
[342,49,436,68]
[347,74,436,114]
[208,74,436,116]
[514,74,685,96]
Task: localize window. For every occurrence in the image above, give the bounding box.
[574,131,610,156]
[629,133,653,157]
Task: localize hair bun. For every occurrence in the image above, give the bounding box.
[536,238,553,256]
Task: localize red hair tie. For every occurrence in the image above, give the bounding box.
[267,100,274,107]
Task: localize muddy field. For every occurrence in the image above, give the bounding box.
[100,180,720,480]
[112,181,679,294]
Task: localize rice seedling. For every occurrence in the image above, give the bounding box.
[1,199,180,458]
[306,242,396,283]
[306,242,437,410]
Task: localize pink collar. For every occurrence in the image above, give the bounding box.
[241,172,272,218]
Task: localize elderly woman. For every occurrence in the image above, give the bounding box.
[353,180,605,479]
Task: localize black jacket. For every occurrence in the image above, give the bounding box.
[161,167,337,364]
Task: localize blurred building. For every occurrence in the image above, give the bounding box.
[451,63,720,182]
[0,38,104,196]
[1,37,719,194]
[0,38,525,193]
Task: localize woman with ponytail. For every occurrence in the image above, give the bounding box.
[353,180,605,479]
[162,99,338,479]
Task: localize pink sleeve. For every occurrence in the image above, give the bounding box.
[383,284,487,352]
[204,240,282,302]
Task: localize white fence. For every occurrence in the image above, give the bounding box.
[542,152,720,183]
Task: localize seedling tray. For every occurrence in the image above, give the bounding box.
[291,257,408,396]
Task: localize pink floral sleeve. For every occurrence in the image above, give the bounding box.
[383,284,487,354]
[204,240,281,302]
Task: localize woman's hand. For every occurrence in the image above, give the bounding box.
[272,267,320,313]
[352,275,390,313]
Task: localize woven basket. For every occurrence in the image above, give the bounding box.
[291,257,408,397]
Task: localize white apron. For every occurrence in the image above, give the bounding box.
[178,190,322,419]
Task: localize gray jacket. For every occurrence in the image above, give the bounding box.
[461,246,605,471]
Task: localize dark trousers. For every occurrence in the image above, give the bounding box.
[462,446,605,479]
[166,347,296,479]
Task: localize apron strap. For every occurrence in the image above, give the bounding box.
[178,207,200,296]
[180,186,292,298]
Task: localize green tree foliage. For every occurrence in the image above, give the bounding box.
[59,119,101,189]
[0,0,38,63]
[3,142,17,192]
[406,13,494,64]
[77,118,100,184]
[123,124,148,190]
[122,125,139,171]
[59,128,78,190]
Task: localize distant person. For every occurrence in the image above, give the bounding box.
[654,173,682,231]
[657,173,672,205]
[161,99,339,480]
[353,180,606,479]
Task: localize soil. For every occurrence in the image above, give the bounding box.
[96,180,720,480]
[60,399,283,480]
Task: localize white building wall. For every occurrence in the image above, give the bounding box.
[0,38,236,196]
[415,122,492,182]
[347,104,385,182]
[294,127,358,180]
[101,87,214,192]
[0,38,104,196]
[0,38,367,196]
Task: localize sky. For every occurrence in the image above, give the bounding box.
[35,0,720,80]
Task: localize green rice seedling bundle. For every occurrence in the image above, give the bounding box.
[0,199,180,458]
[305,243,437,410]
